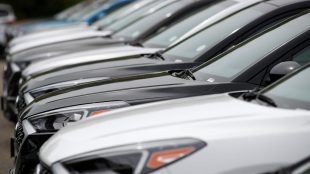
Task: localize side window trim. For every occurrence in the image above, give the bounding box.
[250,41,310,87]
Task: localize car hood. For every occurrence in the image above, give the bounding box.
[40,93,310,166]
[18,19,81,33]
[8,29,112,55]
[8,37,124,63]
[22,45,161,77]
[9,23,90,47]
[21,72,255,118]
[21,54,195,93]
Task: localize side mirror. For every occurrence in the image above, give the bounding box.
[269,61,301,82]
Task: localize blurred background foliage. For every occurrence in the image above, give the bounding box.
[0,0,83,20]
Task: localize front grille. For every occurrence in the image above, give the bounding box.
[3,62,12,95]
[16,94,26,113]
[37,164,52,174]
[15,122,24,150]
[4,62,12,81]
[3,62,22,115]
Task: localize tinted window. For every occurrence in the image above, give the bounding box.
[104,1,163,32]
[302,169,310,174]
[56,0,92,19]
[163,3,274,61]
[0,10,9,17]
[68,0,108,20]
[263,67,310,110]
[143,0,236,48]
[193,13,310,83]
[113,2,187,40]
[293,46,310,65]
[94,2,134,27]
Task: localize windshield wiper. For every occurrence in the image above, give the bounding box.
[145,51,165,60]
[171,69,196,80]
[129,41,144,47]
[243,91,277,107]
[184,69,196,80]
[261,167,291,174]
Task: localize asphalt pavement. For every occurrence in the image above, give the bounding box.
[0,61,14,174]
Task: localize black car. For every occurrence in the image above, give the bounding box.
[13,11,310,174]
[3,0,223,121]
[19,0,310,102]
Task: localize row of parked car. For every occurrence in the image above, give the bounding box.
[1,0,309,173]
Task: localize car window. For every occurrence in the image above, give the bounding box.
[301,169,310,174]
[142,0,237,48]
[0,9,9,17]
[293,46,310,65]
[56,0,93,19]
[68,0,108,21]
[162,3,275,62]
[94,2,134,27]
[113,2,187,40]
[104,0,163,32]
[192,13,310,83]
[294,161,310,174]
[263,67,310,110]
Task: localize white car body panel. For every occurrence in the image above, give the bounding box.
[8,29,112,54]
[22,45,161,76]
[9,23,90,47]
[40,94,310,174]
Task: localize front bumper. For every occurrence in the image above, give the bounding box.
[34,164,52,174]
[12,120,54,174]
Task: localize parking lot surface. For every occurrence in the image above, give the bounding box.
[0,61,14,173]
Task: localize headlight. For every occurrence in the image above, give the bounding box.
[16,61,30,70]
[56,138,206,174]
[26,77,110,98]
[28,101,130,132]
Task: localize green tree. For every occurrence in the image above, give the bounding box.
[0,0,83,20]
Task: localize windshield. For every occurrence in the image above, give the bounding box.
[143,0,236,48]
[113,1,186,41]
[56,0,92,20]
[68,0,108,21]
[93,2,134,27]
[104,0,163,32]
[262,66,310,110]
[193,13,310,83]
[162,3,273,62]
[94,0,156,28]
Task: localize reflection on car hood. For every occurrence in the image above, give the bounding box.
[21,71,256,118]
[18,19,81,34]
[8,29,111,54]
[9,37,125,63]
[22,45,161,77]
[40,93,310,165]
[22,73,194,117]
[21,54,195,93]
[9,23,90,47]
